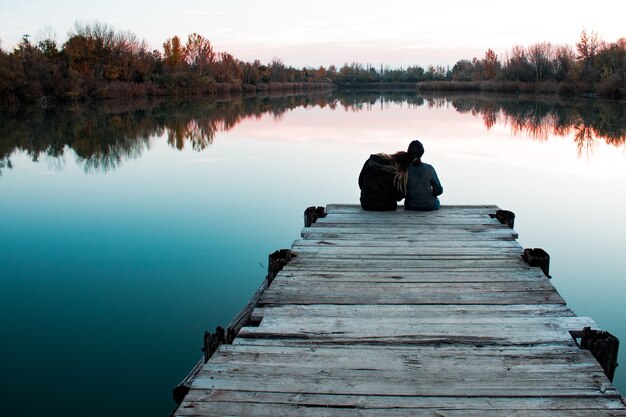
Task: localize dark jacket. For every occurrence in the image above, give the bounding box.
[405,162,443,211]
[358,154,404,211]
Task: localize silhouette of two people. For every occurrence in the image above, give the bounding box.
[358,140,443,211]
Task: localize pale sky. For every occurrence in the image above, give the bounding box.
[0,0,623,68]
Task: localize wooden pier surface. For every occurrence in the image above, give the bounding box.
[174,204,625,416]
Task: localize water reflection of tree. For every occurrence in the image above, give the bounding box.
[0,92,336,174]
[431,93,626,149]
[1,91,624,175]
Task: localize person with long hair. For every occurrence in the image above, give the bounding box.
[404,139,443,211]
[358,150,411,211]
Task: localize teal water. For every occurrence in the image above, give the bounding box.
[1,93,625,416]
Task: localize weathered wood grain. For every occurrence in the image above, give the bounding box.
[190,366,614,396]
[176,401,626,417]
[292,238,523,248]
[238,315,595,346]
[182,389,626,411]
[250,304,576,321]
[273,270,549,283]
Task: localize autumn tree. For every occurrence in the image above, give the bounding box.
[553,45,577,81]
[12,35,67,101]
[326,64,338,82]
[184,33,214,74]
[425,65,449,81]
[527,42,554,81]
[471,58,484,80]
[483,48,499,79]
[576,29,601,62]
[269,57,286,82]
[63,21,152,89]
[0,41,9,89]
[594,38,626,96]
[452,59,474,81]
[107,30,147,81]
[501,45,534,81]
[214,52,241,83]
[257,63,270,83]
[0,39,19,104]
[315,66,327,82]
[240,60,260,85]
[162,36,186,72]
[576,29,602,82]
[64,21,116,81]
[405,65,425,82]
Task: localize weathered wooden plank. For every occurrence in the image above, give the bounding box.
[205,344,602,369]
[238,316,594,346]
[322,209,499,216]
[176,400,626,417]
[262,278,562,296]
[269,280,559,293]
[223,342,588,357]
[307,229,519,240]
[191,366,614,397]
[302,230,518,240]
[302,223,517,233]
[293,238,523,248]
[287,258,531,267]
[292,246,524,257]
[315,218,504,227]
[318,217,502,224]
[287,259,527,268]
[308,222,514,230]
[249,315,595,332]
[183,389,626,411]
[282,267,545,275]
[325,203,500,213]
[275,270,549,283]
[260,290,565,305]
[250,304,576,321]
[234,337,534,349]
[264,280,560,294]
[325,207,498,213]
[315,216,503,226]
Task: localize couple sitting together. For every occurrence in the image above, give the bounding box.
[358,139,443,211]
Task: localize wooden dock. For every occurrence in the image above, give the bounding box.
[174,204,624,416]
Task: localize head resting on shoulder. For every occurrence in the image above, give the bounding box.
[407,140,424,163]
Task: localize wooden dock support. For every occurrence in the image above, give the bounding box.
[490,209,515,228]
[172,204,624,416]
[267,249,292,283]
[581,327,621,382]
[522,247,552,278]
[304,205,326,227]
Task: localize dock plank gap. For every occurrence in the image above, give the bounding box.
[173,204,625,416]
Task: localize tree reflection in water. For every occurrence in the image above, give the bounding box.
[1,91,624,175]
[426,92,626,156]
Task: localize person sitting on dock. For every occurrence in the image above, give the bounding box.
[404,139,443,211]
[358,151,408,211]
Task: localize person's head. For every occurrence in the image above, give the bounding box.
[407,140,424,164]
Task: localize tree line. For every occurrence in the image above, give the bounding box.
[334,30,624,97]
[1,22,624,106]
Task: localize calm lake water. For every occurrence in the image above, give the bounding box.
[1,92,625,416]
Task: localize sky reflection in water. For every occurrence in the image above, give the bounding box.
[0,93,625,416]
